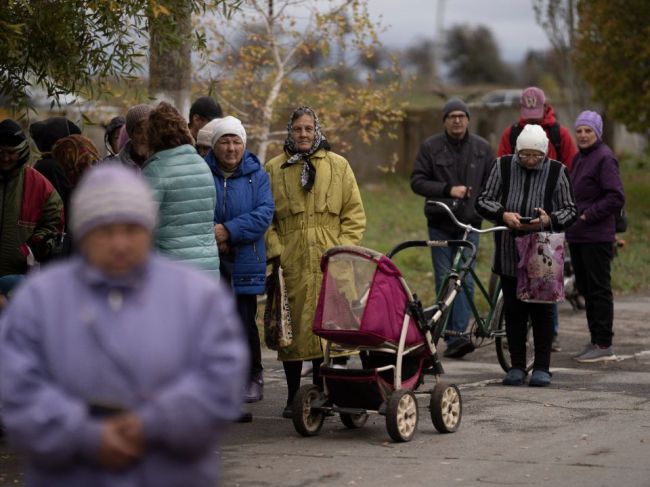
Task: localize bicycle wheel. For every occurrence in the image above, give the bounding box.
[494,295,534,373]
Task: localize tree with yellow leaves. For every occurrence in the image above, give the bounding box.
[195,0,405,162]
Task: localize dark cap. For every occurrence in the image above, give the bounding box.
[0,119,30,165]
[442,98,470,121]
[0,119,26,147]
[189,96,223,122]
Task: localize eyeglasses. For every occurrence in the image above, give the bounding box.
[446,114,467,121]
[518,152,545,161]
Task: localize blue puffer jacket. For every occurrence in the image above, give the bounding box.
[143,144,220,279]
[205,150,274,294]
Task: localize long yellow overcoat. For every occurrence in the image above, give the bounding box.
[265,149,366,361]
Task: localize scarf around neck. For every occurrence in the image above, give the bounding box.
[281,106,330,191]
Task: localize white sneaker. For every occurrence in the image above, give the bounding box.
[575,345,616,363]
[573,342,594,359]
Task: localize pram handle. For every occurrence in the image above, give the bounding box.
[426,200,509,234]
[386,239,476,261]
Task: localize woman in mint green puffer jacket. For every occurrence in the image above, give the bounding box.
[142,102,219,279]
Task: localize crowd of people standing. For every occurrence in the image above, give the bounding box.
[0,86,625,484]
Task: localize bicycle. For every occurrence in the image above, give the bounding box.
[412,201,534,372]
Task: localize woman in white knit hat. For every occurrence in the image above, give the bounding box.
[476,124,577,387]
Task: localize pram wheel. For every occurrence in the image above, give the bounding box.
[385,390,418,442]
[340,412,368,429]
[430,383,462,433]
[292,385,325,437]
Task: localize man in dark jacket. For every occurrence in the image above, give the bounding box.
[410,98,494,358]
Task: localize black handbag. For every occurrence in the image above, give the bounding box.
[615,207,627,233]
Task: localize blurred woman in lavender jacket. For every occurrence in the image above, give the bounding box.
[567,110,625,363]
[0,164,248,487]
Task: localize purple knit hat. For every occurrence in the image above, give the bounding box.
[575,110,603,139]
[70,164,158,241]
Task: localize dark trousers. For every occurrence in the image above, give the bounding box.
[283,359,323,406]
[220,260,263,379]
[569,243,614,347]
[501,276,554,372]
[282,356,348,405]
[236,294,263,378]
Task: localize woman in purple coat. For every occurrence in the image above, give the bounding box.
[567,111,625,363]
[0,164,248,487]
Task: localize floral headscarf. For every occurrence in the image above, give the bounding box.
[52,134,100,188]
[281,106,330,191]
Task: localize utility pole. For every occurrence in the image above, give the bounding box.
[434,0,446,87]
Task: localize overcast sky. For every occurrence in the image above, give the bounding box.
[366,0,551,64]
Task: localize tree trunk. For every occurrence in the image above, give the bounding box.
[148,2,192,121]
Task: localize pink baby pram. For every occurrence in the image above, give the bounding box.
[290,240,475,442]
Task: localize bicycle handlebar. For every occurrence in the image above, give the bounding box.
[426,200,509,235]
[386,239,476,261]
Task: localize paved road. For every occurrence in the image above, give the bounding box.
[220,296,650,487]
[2,296,649,486]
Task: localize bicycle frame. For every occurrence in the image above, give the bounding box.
[426,201,509,343]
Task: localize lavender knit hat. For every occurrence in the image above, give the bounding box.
[575,110,603,139]
[70,164,158,241]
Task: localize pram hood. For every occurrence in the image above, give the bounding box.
[314,246,424,347]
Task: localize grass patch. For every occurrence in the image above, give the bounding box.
[611,152,650,294]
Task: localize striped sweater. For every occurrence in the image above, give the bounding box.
[475,155,577,277]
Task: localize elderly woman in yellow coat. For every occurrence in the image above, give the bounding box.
[265,106,366,418]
